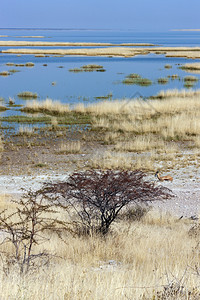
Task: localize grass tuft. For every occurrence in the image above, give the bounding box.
[17,91,38,99]
[123,74,152,86]
[58,141,81,154]
[25,62,35,67]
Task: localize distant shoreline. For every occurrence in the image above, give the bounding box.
[171,29,200,32]
[0,41,155,47]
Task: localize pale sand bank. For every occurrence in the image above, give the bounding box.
[2,46,200,58]
[15,36,44,38]
[0,41,154,47]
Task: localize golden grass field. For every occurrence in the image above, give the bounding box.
[20,90,200,172]
[0,90,200,299]
[0,194,199,300]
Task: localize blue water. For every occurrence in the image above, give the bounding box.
[1,29,200,47]
[0,29,200,119]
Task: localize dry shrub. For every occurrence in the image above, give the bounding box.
[40,170,173,235]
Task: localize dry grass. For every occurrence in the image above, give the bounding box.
[23,94,200,148]
[18,125,35,136]
[184,75,199,82]
[58,141,81,154]
[152,88,200,99]
[89,151,156,171]
[23,99,70,114]
[17,91,38,99]
[0,196,199,299]
[0,71,10,76]
[0,135,4,152]
[180,63,200,72]
[25,62,35,67]
[114,136,169,152]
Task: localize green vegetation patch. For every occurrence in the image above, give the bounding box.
[69,68,84,73]
[184,82,195,89]
[69,64,105,73]
[15,64,25,67]
[95,93,113,100]
[157,77,169,84]
[0,115,52,124]
[8,69,20,73]
[8,112,92,125]
[123,73,152,86]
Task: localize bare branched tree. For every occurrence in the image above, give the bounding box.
[41,170,173,235]
[0,190,65,274]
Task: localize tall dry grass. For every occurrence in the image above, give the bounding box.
[21,95,200,166]
[89,151,157,171]
[24,99,70,114]
[0,135,3,152]
[58,141,81,154]
[18,125,35,136]
[0,197,199,300]
[154,89,200,99]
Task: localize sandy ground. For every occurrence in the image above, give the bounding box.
[0,129,199,219]
[0,167,199,220]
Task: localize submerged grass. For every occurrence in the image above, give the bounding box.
[25,62,35,67]
[69,64,105,73]
[157,77,169,84]
[8,69,20,73]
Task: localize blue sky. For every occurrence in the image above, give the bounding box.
[1,0,200,31]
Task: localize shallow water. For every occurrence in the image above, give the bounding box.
[0,29,200,120]
[1,29,200,46]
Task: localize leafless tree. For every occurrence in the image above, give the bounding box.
[41,170,173,235]
[0,190,65,274]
